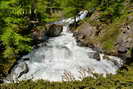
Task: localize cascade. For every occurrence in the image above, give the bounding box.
[5,10,123,82]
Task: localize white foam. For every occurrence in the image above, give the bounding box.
[8,10,123,82]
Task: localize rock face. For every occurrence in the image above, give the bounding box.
[116,23,133,55]
[73,22,99,49]
[73,13,133,60]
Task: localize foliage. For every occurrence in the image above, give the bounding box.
[0,0,32,59]
[0,0,133,88]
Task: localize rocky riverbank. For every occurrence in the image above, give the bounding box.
[71,12,133,63]
[31,24,63,47]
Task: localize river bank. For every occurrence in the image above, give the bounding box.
[71,12,133,64]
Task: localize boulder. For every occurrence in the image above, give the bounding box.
[46,24,63,37]
[32,24,63,44]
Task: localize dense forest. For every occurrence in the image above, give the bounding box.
[0,0,133,89]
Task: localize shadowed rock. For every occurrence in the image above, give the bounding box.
[88,52,101,61]
[46,24,63,37]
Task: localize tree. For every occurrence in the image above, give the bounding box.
[0,0,55,59]
[0,0,32,59]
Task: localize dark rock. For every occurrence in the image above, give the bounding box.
[0,79,3,83]
[119,65,128,71]
[77,40,88,47]
[118,46,128,54]
[93,52,101,61]
[46,24,63,37]
[23,58,30,61]
[88,52,101,61]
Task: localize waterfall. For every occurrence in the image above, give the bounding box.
[5,10,123,82]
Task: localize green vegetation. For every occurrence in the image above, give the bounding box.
[0,0,133,88]
[0,0,63,74]
[0,0,131,60]
[76,0,133,54]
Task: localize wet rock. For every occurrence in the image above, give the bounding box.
[17,62,29,78]
[119,65,128,71]
[93,52,101,61]
[89,52,101,61]
[46,24,63,37]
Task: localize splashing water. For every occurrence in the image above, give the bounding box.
[6,10,123,82]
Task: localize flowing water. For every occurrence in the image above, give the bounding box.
[6,11,123,82]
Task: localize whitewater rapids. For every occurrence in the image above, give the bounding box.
[6,10,123,82]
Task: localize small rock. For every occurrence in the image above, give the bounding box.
[118,46,128,54]
[93,52,101,61]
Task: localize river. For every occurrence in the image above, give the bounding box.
[5,10,123,82]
